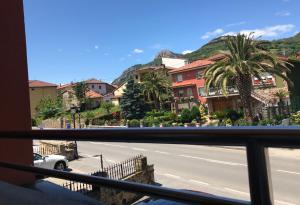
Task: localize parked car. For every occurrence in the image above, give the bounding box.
[33,153,68,170]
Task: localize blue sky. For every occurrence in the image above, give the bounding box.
[24,0,300,84]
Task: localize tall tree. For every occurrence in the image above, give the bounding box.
[204,33,292,121]
[141,70,172,110]
[73,81,88,110]
[120,78,145,119]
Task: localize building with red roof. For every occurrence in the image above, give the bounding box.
[28,80,58,117]
[169,54,289,114]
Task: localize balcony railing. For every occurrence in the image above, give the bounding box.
[1,127,300,205]
[206,86,239,97]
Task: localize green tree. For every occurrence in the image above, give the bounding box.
[101,101,114,114]
[120,78,146,120]
[73,81,88,109]
[204,33,292,121]
[36,97,61,119]
[190,106,201,122]
[180,108,192,123]
[141,70,172,111]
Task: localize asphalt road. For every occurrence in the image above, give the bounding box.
[69,142,300,205]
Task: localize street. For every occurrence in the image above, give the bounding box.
[68,142,300,205]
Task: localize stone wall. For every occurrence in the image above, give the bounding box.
[41,118,83,129]
[39,141,78,161]
[89,165,155,205]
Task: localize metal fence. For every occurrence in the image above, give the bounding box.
[103,155,143,180]
[33,145,60,156]
[2,128,300,205]
[62,155,144,194]
[62,181,93,195]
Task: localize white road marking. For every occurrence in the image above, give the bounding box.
[275,200,297,205]
[89,142,106,145]
[179,154,247,167]
[277,169,300,175]
[132,147,147,151]
[188,179,209,186]
[224,188,250,196]
[106,159,116,163]
[89,142,126,148]
[163,173,181,179]
[154,150,170,155]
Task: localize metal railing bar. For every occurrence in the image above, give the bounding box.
[246,142,274,205]
[0,161,249,205]
[1,128,300,147]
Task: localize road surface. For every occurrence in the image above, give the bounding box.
[68,141,300,205]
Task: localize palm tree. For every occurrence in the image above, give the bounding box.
[273,89,289,103]
[204,33,293,121]
[141,70,172,110]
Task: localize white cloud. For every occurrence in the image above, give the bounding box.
[94,45,99,50]
[276,11,291,16]
[182,50,194,55]
[201,28,224,39]
[127,54,132,57]
[119,57,126,61]
[223,24,295,38]
[226,21,246,27]
[133,48,143,54]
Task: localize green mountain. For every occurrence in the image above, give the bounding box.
[112,33,300,86]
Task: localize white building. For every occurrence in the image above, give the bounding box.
[162,57,187,68]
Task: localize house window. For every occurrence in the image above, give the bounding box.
[187,88,193,97]
[91,85,94,89]
[198,87,206,96]
[178,89,184,97]
[196,71,203,79]
[99,85,101,89]
[135,75,138,80]
[176,74,183,82]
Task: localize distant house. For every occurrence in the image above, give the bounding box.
[84,78,115,95]
[57,78,113,110]
[29,80,57,117]
[297,52,300,60]
[58,78,115,96]
[169,54,290,114]
[61,89,103,110]
[111,82,127,106]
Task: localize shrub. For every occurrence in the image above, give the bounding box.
[101,101,114,114]
[291,113,300,125]
[31,118,37,127]
[225,109,243,125]
[129,119,140,127]
[112,111,121,120]
[190,106,201,122]
[92,119,105,126]
[180,108,192,123]
[213,111,226,121]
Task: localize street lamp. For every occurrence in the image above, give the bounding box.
[70,106,79,159]
[70,106,77,129]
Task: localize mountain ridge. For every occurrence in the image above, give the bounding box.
[112,32,300,86]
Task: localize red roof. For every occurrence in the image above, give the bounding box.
[169,59,214,74]
[172,79,197,88]
[57,83,75,90]
[85,78,103,84]
[29,80,57,88]
[86,90,102,99]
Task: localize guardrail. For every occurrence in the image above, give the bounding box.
[1,127,300,205]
